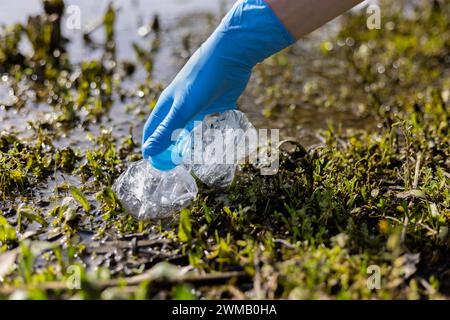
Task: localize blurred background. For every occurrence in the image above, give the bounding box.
[0,0,379,148]
[0,0,374,83]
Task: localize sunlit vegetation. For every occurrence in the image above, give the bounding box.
[0,0,449,299]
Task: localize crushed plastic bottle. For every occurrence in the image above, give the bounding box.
[113,160,198,221]
[185,110,257,188]
[114,110,256,220]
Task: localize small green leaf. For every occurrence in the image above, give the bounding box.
[18,206,48,227]
[202,202,212,224]
[70,186,90,212]
[223,207,232,216]
[0,216,16,242]
[178,209,191,243]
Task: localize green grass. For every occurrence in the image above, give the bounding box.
[0,0,449,299]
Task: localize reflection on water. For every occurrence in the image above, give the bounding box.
[0,0,234,83]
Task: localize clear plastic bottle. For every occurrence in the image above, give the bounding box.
[114,110,256,220]
[113,160,198,221]
[185,110,257,188]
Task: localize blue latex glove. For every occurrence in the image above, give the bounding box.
[142,0,295,170]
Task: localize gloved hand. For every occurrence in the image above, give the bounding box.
[142,0,295,168]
